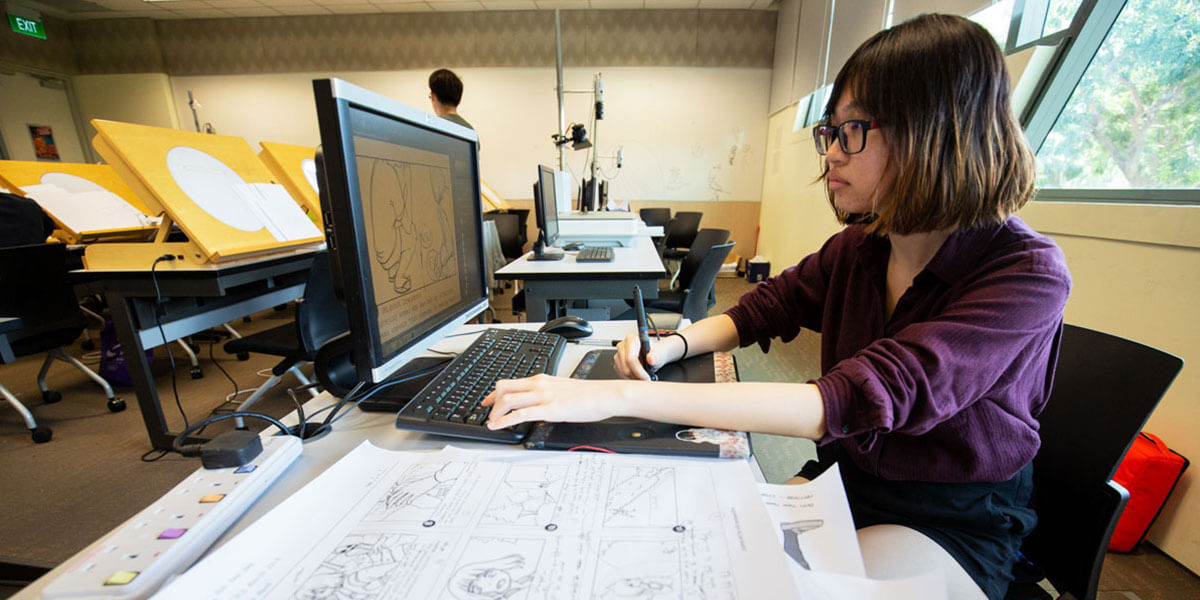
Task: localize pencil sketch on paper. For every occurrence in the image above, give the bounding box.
[446,537,540,600]
[591,539,681,600]
[361,157,457,297]
[292,532,414,600]
[604,467,677,528]
[363,461,466,523]
[479,464,568,527]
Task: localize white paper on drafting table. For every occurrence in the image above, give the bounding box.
[231,182,321,242]
[22,183,156,232]
[155,442,798,600]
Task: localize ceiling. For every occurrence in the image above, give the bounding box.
[15,0,775,21]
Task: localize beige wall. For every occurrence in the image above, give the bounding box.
[72,73,180,152]
[1021,202,1200,573]
[167,66,772,206]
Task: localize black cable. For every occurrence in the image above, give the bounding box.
[172,411,293,457]
[326,359,456,427]
[151,255,188,430]
[140,448,171,463]
[208,338,240,401]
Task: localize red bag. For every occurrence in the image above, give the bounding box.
[1109,432,1189,552]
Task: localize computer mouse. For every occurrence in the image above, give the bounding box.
[562,242,584,251]
[538,315,593,339]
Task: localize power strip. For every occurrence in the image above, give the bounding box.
[40,435,302,599]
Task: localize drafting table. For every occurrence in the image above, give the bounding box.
[494,235,668,321]
[71,249,317,451]
[12,320,753,600]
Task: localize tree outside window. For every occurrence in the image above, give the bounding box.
[1036,0,1200,189]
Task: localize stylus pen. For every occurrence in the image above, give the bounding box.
[570,339,621,347]
[633,285,657,380]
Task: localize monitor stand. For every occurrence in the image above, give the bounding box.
[528,237,564,261]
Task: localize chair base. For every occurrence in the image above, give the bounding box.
[37,349,125,413]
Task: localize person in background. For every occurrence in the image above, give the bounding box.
[428,69,474,132]
[483,13,1071,600]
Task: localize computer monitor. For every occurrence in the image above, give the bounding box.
[312,78,488,386]
[530,164,563,261]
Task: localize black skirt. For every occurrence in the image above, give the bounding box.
[799,447,1036,600]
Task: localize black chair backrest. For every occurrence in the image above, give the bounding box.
[1020,324,1183,600]
[663,211,702,250]
[296,251,350,358]
[483,211,525,260]
[680,241,734,323]
[0,243,82,339]
[677,229,730,290]
[639,208,672,229]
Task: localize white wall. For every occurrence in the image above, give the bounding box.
[0,71,86,163]
[168,67,771,206]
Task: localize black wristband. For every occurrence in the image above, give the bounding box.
[666,332,688,360]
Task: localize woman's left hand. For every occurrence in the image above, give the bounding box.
[481,374,634,430]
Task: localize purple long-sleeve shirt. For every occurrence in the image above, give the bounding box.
[725,216,1071,482]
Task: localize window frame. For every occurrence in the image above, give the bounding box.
[1014,0,1200,202]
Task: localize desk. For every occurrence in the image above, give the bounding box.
[71,250,317,451]
[13,320,756,600]
[495,235,667,321]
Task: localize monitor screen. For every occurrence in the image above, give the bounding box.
[535,164,558,247]
[313,78,488,386]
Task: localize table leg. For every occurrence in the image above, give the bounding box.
[106,293,181,451]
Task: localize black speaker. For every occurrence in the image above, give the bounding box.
[314,332,358,398]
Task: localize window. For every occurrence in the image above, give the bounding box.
[1034,0,1200,190]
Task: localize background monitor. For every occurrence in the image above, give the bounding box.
[535,164,558,246]
[313,78,488,386]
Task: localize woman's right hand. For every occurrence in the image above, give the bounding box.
[614,332,684,381]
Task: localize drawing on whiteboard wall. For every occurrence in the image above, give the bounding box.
[480,464,568,527]
[293,532,414,600]
[362,157,457,296]
[447,538,540,600]
[364,461,466,522]
[591,539,680,600]
[604,467,677,528]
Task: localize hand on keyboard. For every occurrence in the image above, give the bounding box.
[482,374,635,430]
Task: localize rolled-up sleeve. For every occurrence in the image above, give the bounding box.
[725,239,838,352]
[816,243,1071,452]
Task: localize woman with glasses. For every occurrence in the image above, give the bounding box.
[485,13,1070,599]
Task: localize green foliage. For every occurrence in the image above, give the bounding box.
[1037,0,1200,188]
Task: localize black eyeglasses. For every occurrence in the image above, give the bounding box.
[812,119,883,156]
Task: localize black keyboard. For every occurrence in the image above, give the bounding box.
[575,246,614,262]
[394,328,566,442]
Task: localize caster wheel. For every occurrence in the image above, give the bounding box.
[107,398,126,412]
[31,426,52,443]
[81,339,96,351]
[237,352,250,361]
[190,366,203,379]
[42,390,62,404]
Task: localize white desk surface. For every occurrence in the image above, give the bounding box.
[15,320,759,600]
[494,235,666,279]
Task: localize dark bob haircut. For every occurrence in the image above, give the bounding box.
[429,69,464,107]
[822,13,1035,235]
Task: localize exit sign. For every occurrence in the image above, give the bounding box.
[9,14,46,39]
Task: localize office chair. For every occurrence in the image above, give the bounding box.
[483,209,528,260]
[661,211,703,261]
[223,251,348,417]
[664,228,730,291]
[1005,324,1183,600]
[639,208,672,254]
[619,241,735,325]
[0,243,125,443]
